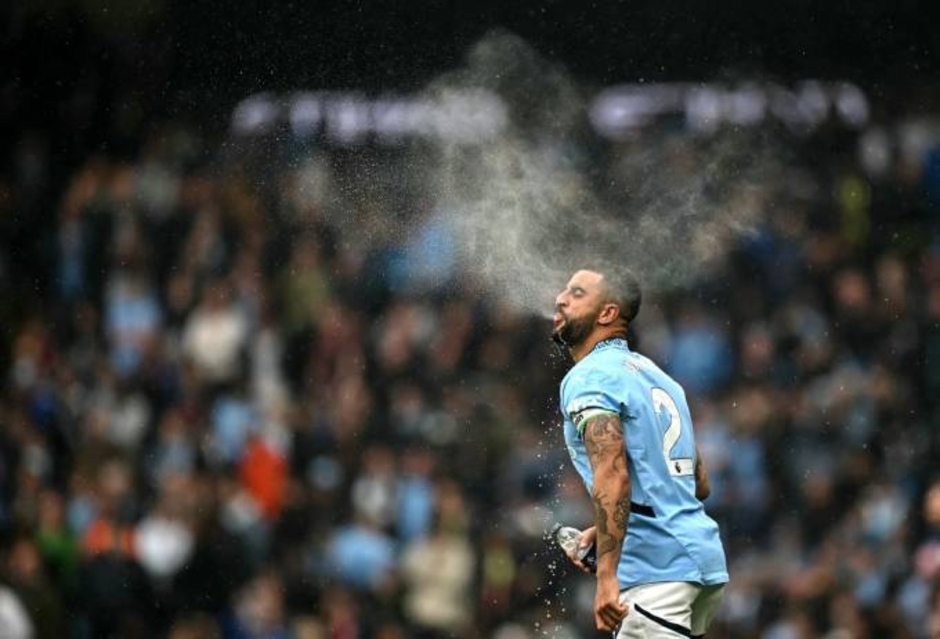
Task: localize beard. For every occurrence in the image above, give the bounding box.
[552,309,599,348]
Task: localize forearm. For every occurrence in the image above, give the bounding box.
[582,411,630,579]
[579,410,630,633]
[591,462,630,577]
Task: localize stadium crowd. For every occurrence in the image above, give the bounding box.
[4,26,940,639]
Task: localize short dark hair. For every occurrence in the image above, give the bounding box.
[587,264,642,324]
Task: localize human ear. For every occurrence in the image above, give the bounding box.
[598,303,620,326]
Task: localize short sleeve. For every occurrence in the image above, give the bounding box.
[563,367,624,437]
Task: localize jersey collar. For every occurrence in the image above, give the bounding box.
[589,336,630,355]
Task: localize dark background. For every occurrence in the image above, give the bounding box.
[4,1,938,136]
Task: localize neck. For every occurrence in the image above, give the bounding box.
[569,330,627,363]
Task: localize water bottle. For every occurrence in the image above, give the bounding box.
[551,523,597,573]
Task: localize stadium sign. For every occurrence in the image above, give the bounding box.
[231,81,868,142]
[231,89,508,144]
[590,81,869,138]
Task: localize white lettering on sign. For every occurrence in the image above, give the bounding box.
[231,89,508,144]
[231,81,869,144]
[590,81,869,139]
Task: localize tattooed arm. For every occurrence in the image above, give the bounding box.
[583,411,630,631]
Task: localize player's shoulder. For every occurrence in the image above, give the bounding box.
[632,352,689,401]
[562,353,625,398]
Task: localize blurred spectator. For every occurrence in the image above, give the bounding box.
[105,267,162,379]
[135,472,196,584]
[0,584,33,639]
[665,301,733,395]
[182,279,249,388]
[240,433,289,522]
[278,235,331,339]
[350,446,398,530]
[400,480,476,637]
[221,570,289,639]
[5,536,65,638]
[33,489,78,599]
[323,512,397,593]
[396,447,436,545]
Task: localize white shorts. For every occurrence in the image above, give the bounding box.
[614,581,725,638]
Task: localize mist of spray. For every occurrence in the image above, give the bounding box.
[417,31,781,316]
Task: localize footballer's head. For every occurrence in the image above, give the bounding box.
[552,265,641,349]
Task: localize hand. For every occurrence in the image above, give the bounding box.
[594,573,628,632]
[566,526,596,574]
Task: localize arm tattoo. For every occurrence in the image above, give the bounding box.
[613,494,630,531]
[583,413,631,562]
[592,494,617,556]
[585,413,621,464]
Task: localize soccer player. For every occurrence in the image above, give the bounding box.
[552,267,728,638]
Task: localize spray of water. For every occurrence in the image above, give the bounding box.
[417,30,780,316]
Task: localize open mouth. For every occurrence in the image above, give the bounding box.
[552,312,566,332]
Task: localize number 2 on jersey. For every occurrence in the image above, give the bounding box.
[651,388,694,477]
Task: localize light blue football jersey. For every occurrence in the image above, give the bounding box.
[560,337,728,589]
